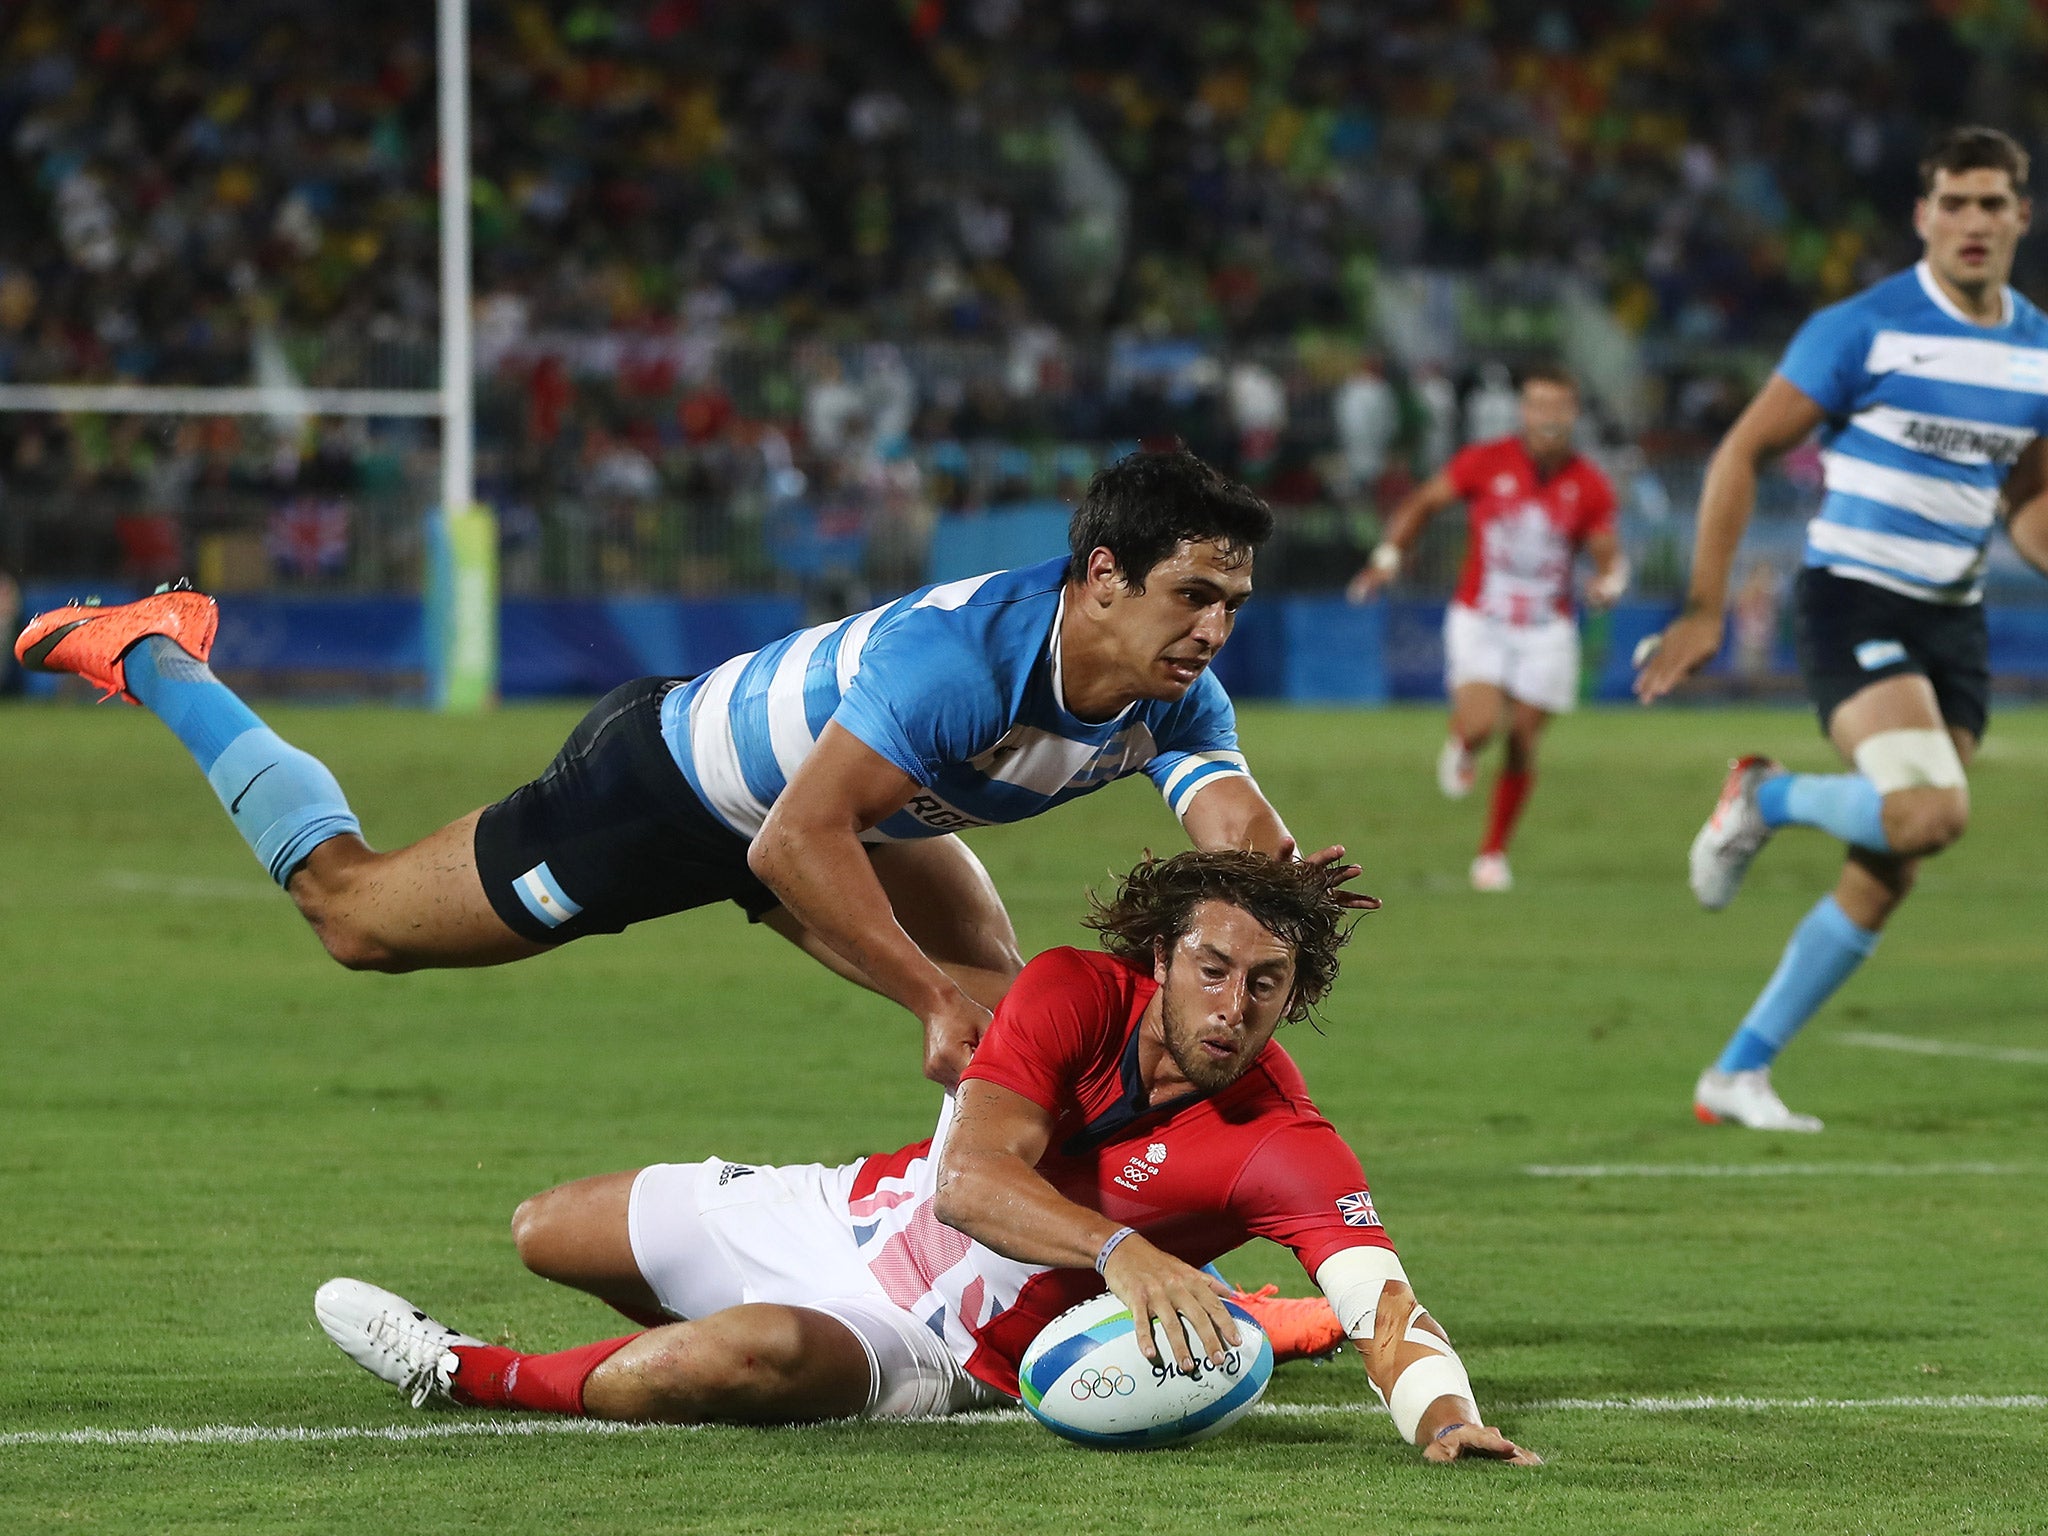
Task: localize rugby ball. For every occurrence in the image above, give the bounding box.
[1017,1291,1273,1449]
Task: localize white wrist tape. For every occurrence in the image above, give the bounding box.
[1589,556,1631,604]
[1315,1246,1409,1337]
[1370,542,1402,576]
[1388,1348,1476,1442]
[1853,728,1967,793]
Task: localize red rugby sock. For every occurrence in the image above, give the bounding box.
[449,1335,639,1415]
[1481,769,1533,855]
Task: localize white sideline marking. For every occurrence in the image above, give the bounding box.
[101,869,274,902]
[1525,1162,2032,1179]
[6,1396,2045,1448]
[1833,1030,2048,1067]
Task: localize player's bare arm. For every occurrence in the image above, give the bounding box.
[1346,470,1460,603]
[2000,438,2048,577]
[935,1078,1238,1374]
[1584,527,1630,609]
[750,723,991,1088]
[1178,777,1377,911]
[1635,375,1827,701]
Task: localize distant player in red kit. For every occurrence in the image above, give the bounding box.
[313,851,1536,1464]
[1349,365,1628,891]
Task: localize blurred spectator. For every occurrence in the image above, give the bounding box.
[1333,354,1397,497]
[1463,362,1521,446]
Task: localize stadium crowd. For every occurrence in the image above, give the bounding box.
[0,0,2040,594]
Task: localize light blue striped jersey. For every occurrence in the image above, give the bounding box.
[1777,261,2048,604]
[658,557,1252,842]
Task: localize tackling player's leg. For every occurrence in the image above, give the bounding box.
[15,586,542,971]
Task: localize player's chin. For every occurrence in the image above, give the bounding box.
[1155,658,1208,694]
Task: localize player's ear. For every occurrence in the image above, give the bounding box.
[1152,936,1171,984]
[1085,547,1123,604]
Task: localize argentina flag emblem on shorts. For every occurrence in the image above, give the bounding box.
[513,861,583,929]
[1855,639,1908,671]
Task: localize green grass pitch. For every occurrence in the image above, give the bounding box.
[2,699,2045,1534]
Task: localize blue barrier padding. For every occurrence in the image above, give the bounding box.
[1276,598,1388,702]
[1989,606,2048,676]
[928,505,1071,584]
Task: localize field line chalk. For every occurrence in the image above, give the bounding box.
[1831,1030,2048,1067]
[7,1395,2047,1448]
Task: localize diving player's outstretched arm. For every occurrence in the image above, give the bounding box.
[1313,1249,1540,1465]
[2001,438,2048,578]
[750,723,991,1089]
[1635,375,1826,702]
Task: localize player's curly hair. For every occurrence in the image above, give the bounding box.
[1083,849,1352,1023]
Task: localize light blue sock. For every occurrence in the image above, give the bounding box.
[1755,772,1889,852]
[1714,895,1881,1073]
[124,637,363,887]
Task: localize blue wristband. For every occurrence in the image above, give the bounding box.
[1094,1226,1138,1276]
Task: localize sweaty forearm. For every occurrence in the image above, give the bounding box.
[2007,499,2048,578]
[750,819,957,1019]
[933,1154,1122,1269]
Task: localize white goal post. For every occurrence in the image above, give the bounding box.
[0,0,491,712]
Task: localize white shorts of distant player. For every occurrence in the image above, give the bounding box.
[1443,602,1580,715]
[628,1159,1001,1419]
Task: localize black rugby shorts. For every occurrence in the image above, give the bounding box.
[1795,567,1989,741]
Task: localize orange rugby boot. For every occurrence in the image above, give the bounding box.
[13,579,218,704]
[1229,1283,1347,1364]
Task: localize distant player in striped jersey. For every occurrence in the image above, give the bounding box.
[1637,127,2048,1131]
[16,451,1370,1085]
[311,851,1536,1465]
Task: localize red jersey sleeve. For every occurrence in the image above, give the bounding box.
[1443,442,1490,500]
[959,948,1119,1114]
[1578,463,1618,540]
[1226,1121,1397,1277]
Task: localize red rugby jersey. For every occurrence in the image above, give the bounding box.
[1446,436,1616,624]
[843,948,1395,1397]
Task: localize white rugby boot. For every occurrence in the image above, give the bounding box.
[1437,737,1476,799]
[315,1278,482,1407]
[1469,852,1513,892]
[1693,1067,1823,1133]
[1689,755,1781,910]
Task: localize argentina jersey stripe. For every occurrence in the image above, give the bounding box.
[1780,263,2048,605]
[658,557,1255,843]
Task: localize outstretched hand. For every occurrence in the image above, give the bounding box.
[1423,1422,1544,1466]
[1276,837,1381,912]
[1632,609,1725,703]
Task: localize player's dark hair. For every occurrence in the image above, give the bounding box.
[1520,361,1577,393]
[1084,850,1351,1024]
[1919,126,2030,195]
[1066,451,1274,592]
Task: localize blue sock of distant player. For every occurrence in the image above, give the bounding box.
[1714,895,1881,1073]
[1754,772,1889,851]
[122,636,363,887]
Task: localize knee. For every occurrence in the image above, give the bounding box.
[1885,790,1969,857]
[313,922,411,973]
[510,1191,568,1278]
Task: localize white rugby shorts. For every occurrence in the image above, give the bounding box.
[627,1158,1000,1419]
[1444,602,1581,714]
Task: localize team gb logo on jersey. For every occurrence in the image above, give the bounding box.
[1336,1191,1382,1228]
[1117,1142,1169,1190]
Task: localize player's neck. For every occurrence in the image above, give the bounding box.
[1521,438,1571,477]
[1056,591,1140,722]
[1928,264,2008,326]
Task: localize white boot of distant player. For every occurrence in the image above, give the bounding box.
[1468,852,1512,892]
[1692,1067,1823,1133]
[1437,737,1476,799]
